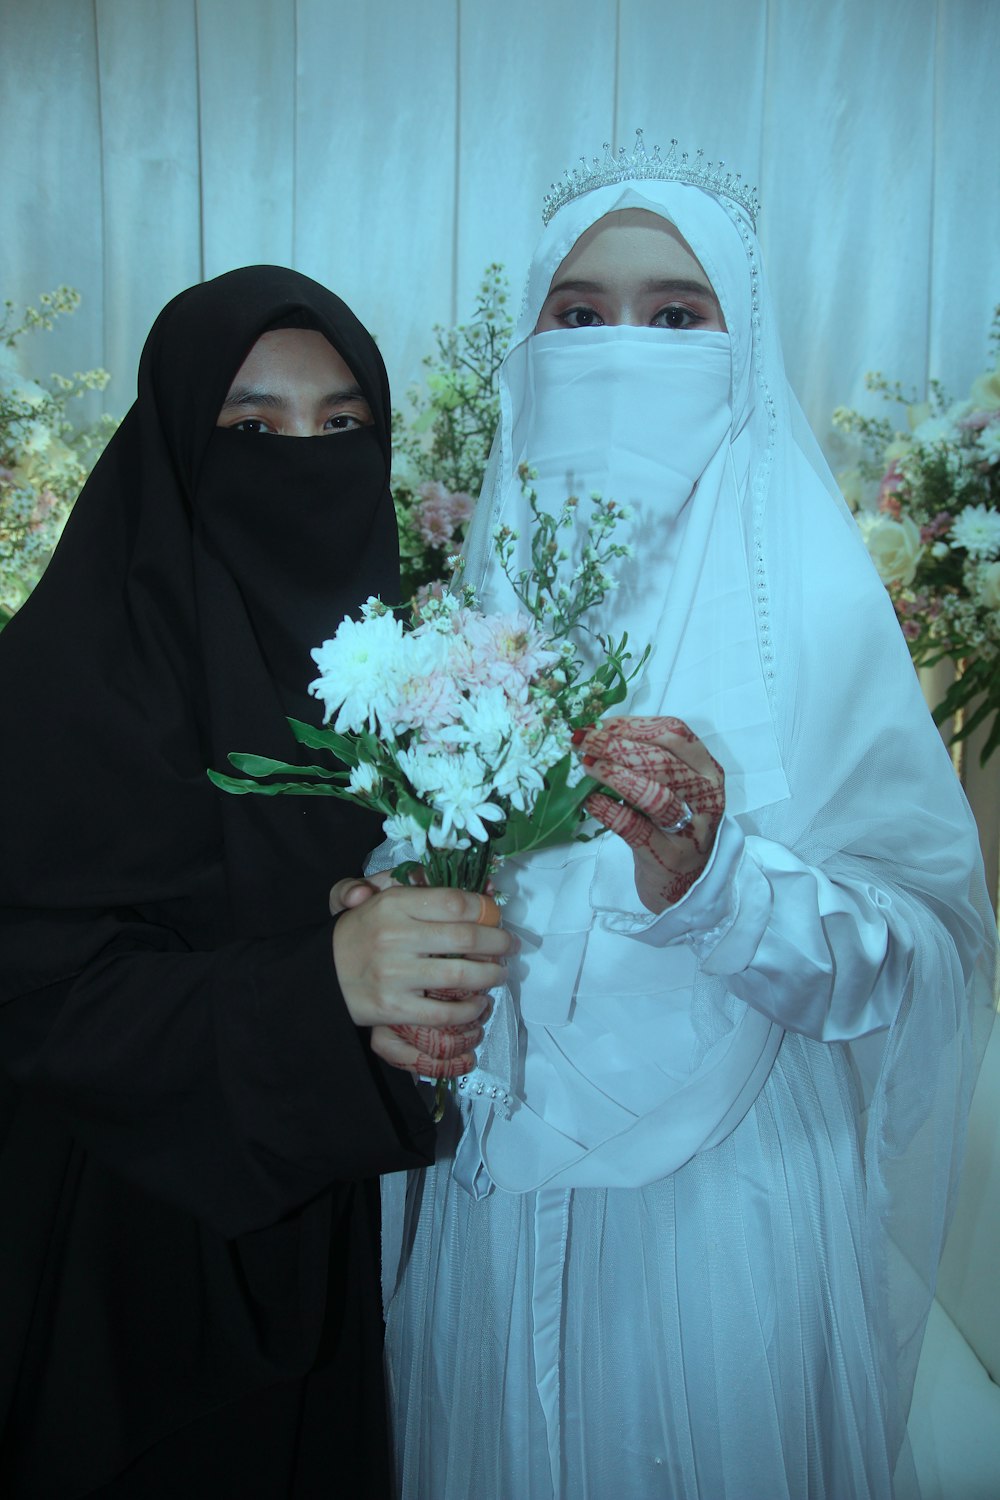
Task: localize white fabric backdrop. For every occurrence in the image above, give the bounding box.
[3,0,999,448]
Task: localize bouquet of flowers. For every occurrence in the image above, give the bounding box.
[0,287,116,623]
[210,473,647,894]
[833,307,1000,762]
[391,265,512,598]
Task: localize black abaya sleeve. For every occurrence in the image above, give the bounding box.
[0,911,433,1237]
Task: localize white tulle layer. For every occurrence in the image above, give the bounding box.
[384,1030,914,1500]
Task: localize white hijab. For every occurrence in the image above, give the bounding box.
[456,176,994,1419]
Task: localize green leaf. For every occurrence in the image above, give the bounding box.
[226,752,341,780]
[978,708,1000,766]
[494,757,600,857]
[286,717,354,754]
[285,716,388,771]
[208,769,345,797]
[947,692,996,743]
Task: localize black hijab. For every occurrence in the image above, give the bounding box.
[0,265,398,991]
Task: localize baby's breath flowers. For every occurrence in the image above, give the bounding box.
[0,288,116,621]
[833,306,1000,761]
[495,466,636,638]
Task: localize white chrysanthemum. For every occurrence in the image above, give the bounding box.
[427,749,505,844]
[950,505,1000,560]
[441,685,520,756]
[978,423,1000,465]
[382,810,429,859]
[348,761,381,796]
[911,415,956,448]
[397,742,450,797]
[386,628,462,736]
[308,611,406,732]
[494,739,550,812]
[976,561,1000,612]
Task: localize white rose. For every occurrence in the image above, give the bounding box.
[864,515,924,586]
[978,561,1000,611]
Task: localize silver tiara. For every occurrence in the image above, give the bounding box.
[541,130,760,230]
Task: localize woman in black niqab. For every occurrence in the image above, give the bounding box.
[0,268,451,1497]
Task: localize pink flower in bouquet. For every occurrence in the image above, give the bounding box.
[414,481,475,549]
[462,610,559,699]
[957,409,1000,432]
[390,642,464,736]
[920,511,952,545]
[877,463,904,517]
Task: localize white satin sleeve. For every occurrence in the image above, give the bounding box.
[625,816,911,1041]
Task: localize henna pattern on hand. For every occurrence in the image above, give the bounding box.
[391,1020,483,1060]
[580,715,725,912]
[407,1051,476,1079]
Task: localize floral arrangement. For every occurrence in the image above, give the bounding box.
[833,308,1000,763]
[391,265,513,598]
[209,473,645,895]
[210,474,645,1119]
[0,288,116,623]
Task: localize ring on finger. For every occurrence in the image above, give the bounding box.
[659,798,694,835]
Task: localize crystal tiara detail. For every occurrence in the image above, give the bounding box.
[541,130,760,230]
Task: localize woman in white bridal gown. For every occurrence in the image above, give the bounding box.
[382,145,995,1500]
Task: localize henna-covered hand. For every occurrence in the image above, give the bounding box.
[329,879,509,1078]
[578,715,725,914]
[374,1000,494,1079]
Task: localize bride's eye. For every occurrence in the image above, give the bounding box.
[652,304,706,330]
[560,304,604,329]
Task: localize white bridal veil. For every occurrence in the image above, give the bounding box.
[386,174,996,1488]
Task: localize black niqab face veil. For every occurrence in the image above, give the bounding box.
[0,267,398,987]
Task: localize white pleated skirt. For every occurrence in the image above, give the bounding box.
[384,1031,908,1500]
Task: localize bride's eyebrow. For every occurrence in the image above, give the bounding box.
[544,277,716,299]
[545,279,605,297]
[640,278,716,298]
